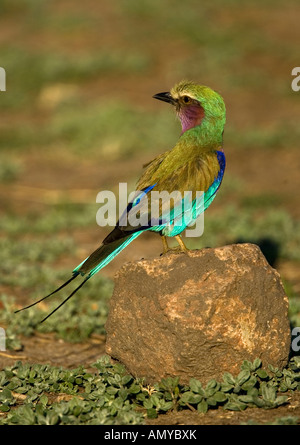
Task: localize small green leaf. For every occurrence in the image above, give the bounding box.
[241,360,252,371]
[206,379,218,390]
[150,395,160,407]
[6,381,18,391]
[0,404,10,412]
[128,384,141,394]
[118,388,128,401]
[180,391,193,404]
[47,412,60,425]
[214,391,228,403]
[159,400,173,411]
[197,399,208,413]
[224,400,247,411]
[189,378,203,394]
[221,382,234,392]
[268,364,276,372]
[205,380,220,397]
[222,372,235,386]
[268,364,282,377]
[147,408,158,419]
[136,393,146,402]
[73,405,82,416]
[143,399,153,410]
[252,396,266,408]
[247,387,259,398]
[106,386,118,395]
[121,375,132,386]
[252,358,262,370]
[261,384,276,403]
[0,388,13,402]
[256,369,269,379]
[279,382,288,392]
[238,395,254,404]
[284,377,298,390]
[189,393,203,404]
[181,391,202,404]
[206,396,217,406]
[14,387,28,394]
[29,370,36,379]
[275,396,288,406]
[236,370,250,386]
[39,395,48,406]
[114,374,121,384]
[159,376,180,392]
[21,406,36,425]
[233,383,241,394]
[241,375,257,391]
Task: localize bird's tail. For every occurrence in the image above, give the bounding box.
[15,231,142,322]
[74,231,142,277]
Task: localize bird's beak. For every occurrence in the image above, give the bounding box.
[153,91,176,105]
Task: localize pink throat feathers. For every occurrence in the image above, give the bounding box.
[178,104,205,133]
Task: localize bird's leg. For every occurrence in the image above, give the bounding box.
[161,235,169,254]
[174,235,189,252]
[161,234,189,255]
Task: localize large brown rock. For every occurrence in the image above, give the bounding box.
[105,243,291,385]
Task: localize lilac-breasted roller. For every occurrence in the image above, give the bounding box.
[16,81,226,321]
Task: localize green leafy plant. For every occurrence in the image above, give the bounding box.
[0,357,299,425]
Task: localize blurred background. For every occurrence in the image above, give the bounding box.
[0,0,299,355]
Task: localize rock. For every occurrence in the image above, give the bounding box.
[105,243,291,385]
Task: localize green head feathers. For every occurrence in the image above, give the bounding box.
[171,80,226,119]
[154,80,226,135]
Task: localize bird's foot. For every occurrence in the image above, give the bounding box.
[160,235,190,256]
[160,246,189,256]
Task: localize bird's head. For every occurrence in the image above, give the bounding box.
[153,81,226,134]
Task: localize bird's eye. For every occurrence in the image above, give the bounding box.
[182,95,190,103]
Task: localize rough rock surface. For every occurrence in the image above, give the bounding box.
[105,243,291,385]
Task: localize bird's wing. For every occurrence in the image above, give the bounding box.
[202,150,225,211]
[139,149,222,197]
[136,151,170,190]
[103,149,223,241]
[77,150,225,276]
[101,152,169,243]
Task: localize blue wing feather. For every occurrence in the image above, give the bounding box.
[76,151,225,277]
[154,150,226,236]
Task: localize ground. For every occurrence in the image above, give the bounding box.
[0,0,300,425]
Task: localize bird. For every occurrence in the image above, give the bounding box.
[16,80,226,322]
